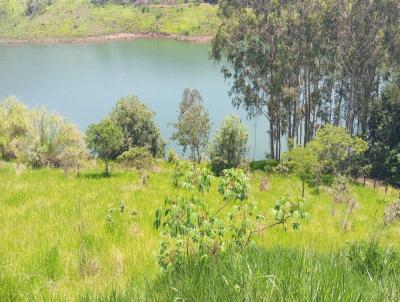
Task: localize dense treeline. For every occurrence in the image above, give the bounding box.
[212,0,400,162]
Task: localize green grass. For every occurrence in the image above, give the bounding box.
[0,1,219,40]
[0,161,399,301]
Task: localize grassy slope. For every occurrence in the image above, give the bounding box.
[0,162,399,301]
[0,1,218,40]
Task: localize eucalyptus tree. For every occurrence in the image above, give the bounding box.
[211,0,298,159]
[212,0,400,159]
[171,89,210,163]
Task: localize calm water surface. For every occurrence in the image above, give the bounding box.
[0,39,269,159]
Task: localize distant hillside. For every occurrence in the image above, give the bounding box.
[0,0,219,41]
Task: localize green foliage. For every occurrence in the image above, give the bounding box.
[167,148,178,163]
[218,168,249,202]
[171,88,210,163]
[154,195,225,270]
[171,160,188,188]
[284,125,367,190]
[117,147,154,171]
[0,96,31,161]
[210,115,248,176]
[368,84,400,184]
[105,201,138,239]
[155,167,307,270]
[28,108,86,169]
[86,119,123,174]
[0,97,86,170]
[271,196,307,230]
[110,95,165,158]
[0,2,219,40]
[249,159,278,172]
[347,241,400,279]
[182,164,213,194]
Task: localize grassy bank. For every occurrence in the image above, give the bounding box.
[0,1,218,42]
[0,161,399,301]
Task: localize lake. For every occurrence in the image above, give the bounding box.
[0,39,269,159]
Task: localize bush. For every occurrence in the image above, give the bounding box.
[0,97,31,162]
[0,97,86,171]
[27,109,86,169]
[249,159,278,172]
[167,149,178,163]
[117,147,154,171]
[210,115,248,176]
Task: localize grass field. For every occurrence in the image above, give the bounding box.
[0,1,218,40]
[0,161,399,301]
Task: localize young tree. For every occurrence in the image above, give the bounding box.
[86,119,123,175]
[171,89,210,163]
[110,95,165,158]
[210,115,248,176]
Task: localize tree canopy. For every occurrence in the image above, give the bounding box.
[171,89,210,163]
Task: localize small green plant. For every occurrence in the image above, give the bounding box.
[183,164,213,194]
[155,168,308,270]
[105,201,138,238]
[167,149,178,163]
[347,241,400,280]
[172,160,187,188]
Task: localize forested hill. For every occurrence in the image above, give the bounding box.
[0,0,219,41]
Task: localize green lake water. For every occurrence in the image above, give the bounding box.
[0,39,269,159]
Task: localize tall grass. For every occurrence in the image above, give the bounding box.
[0,162,399,301]
[81,245,400,301]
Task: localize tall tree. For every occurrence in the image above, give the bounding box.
[171,89,211,163]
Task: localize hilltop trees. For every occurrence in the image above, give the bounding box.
[210,115,248,175]
[172,89,210,163]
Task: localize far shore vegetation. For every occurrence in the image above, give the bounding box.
[0,1,218,42]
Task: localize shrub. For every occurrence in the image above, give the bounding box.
[0,98,86,171]
[117,147,154,185]
[210,115,248,176]
[0,97,31,162]
[167,149,178,163]
[26,109,86,170]
[117,147,153,171]
[249,159,278,172]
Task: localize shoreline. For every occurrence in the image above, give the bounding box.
[0,32,213,45]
